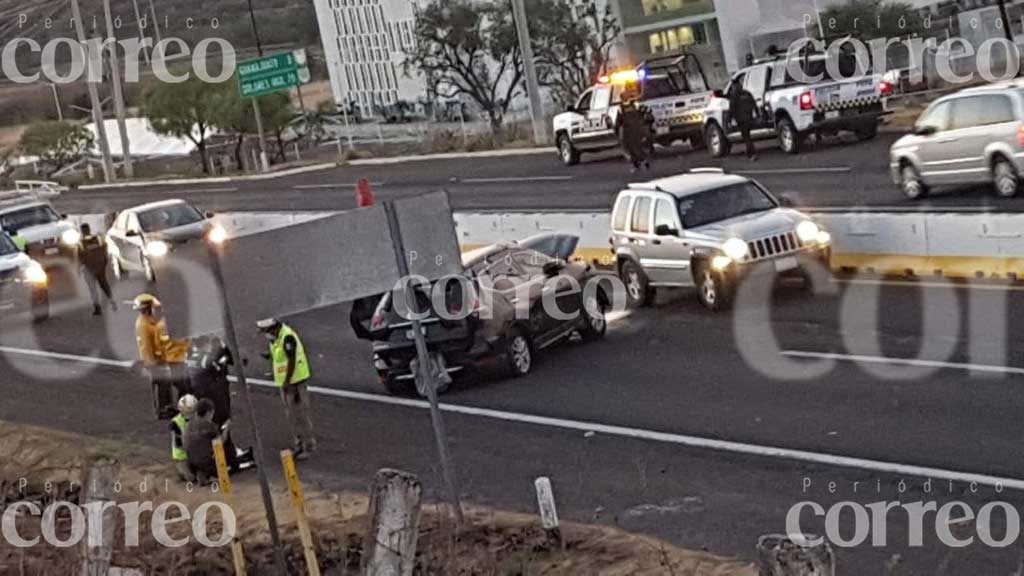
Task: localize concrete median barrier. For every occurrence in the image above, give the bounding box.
[64,209,1024,280]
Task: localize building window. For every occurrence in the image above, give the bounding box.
[648,22,706,53]
[641,0,702,16]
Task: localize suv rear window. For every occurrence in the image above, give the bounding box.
[612,195,631,231]
[951,94,1016,129]
[631,197,652,234]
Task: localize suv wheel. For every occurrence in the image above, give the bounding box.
[31,288,49,323]
[696,263,731,311]
[143,257,156,283]
[620,260,654,308]
[505,327,533,377]
[993,157,1020,198]
[558,134,580,166]
[900,164,928,200]
[778,118,802,154]
[111,256,125,279]
[706,123,730,158]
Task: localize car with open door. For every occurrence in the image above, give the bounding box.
[353,234,612,397]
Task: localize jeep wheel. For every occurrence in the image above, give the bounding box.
[778,117,802,154]
[580,288,608,342]
[688,133,705,151]
[695,263,731,311]
[706,123,730,158]
[993,157,1020,198]
[143,257,156,283]
[31,289,50,323]
[620,260,654,308]
[900,163,928,200]
[379,370,415,397]
[558,134,580,166]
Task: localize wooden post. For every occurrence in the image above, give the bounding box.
[213,439,248,576]
[362,469,422,576]
[756,534,835,576]
[81,458,118,576]
[534,477,564,552]
[280,450,321,576]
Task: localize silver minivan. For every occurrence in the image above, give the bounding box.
[890,84,1024,199]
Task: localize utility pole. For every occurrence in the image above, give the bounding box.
[810,0,825,39]
[70,0,115,183]
[48,83,63,122]
[247,0,271,172]
[131,0,151,65]
[104,0,134,178]
[148,0,163,47]
[998,0,1015,43]
[509,0,547,145]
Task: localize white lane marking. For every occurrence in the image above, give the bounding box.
[782,350,1024,376]
[834,277,1024,292]
[6,345,1024,491]
[0,346,133,369]
[458,176,573,184]
[293,182,384,190]
[184,187,239,194]
[739,167,851,175]
[605,310,632,324]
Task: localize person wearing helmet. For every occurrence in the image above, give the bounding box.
[135,294,190,419]
[171,394,198,482]
[258,318,316,459]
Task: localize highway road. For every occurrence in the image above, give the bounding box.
[3,265,1024,572]
[50,133,1024,215]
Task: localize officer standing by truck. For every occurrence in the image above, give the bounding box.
[617,83,654,173]
[728,81,758,161]
[258,318,317,459]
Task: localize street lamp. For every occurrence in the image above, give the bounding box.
[204,229,288,575]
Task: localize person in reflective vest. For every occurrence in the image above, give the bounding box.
[171,395,198,482]
[258,318,316,459]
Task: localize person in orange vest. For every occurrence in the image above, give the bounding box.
[134,294,190,420]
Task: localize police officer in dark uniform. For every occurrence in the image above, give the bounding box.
[617,83,654,173]
[728,82,759,161]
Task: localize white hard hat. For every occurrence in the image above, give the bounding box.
[177,394,198,414]
[256,318,280,331]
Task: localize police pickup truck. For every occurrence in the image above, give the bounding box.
[553,53,714,166]
[702,52,891,157]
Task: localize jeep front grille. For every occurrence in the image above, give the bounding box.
[745,232,804,262]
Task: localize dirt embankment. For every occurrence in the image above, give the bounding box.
[0,421,756,575]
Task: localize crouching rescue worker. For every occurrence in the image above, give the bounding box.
[187,336,255,472]
[184,398,222,485]
[258,318,317,459]
[134,294,190,419]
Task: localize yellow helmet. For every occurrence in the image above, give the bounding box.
[133,294,161,310]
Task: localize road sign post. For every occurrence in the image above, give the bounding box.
[237,50,311,173]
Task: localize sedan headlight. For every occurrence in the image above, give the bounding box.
[207,225,227,245]
[60,228,81,246]
[816,230,832,245]
[23,262,47,285]
[145,240,169,258]
[722,237,749,261]
[796,221,820,243]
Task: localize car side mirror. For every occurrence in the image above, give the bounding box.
[778,194,796,208]
[125,230,139,237]
[205,211,215,219]
[654,224,678,237]
[712,89,724,98]
[915,125,938,137]
[565,105,576,113]
[542,260,565,277]
[60,213,68,219]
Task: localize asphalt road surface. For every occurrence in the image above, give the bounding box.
[51,132,1024,215]
[4,265,1024,572]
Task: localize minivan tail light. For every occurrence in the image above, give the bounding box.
[1017,124,1024,147]
[799,91,814,110]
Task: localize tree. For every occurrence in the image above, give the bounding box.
[530,0,620,109]
[18,121,94,177]
[209,86,294,169]
[144,75,227,173]
[406,0,523,135]
[817,0,925,41]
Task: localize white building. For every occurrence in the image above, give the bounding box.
[311,0,426,118]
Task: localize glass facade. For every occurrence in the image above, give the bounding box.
[647,22,708,53]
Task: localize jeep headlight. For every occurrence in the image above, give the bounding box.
[23,262,47,285]
[796,221,820,243]
[722,237,749,261]
[145,240,169,258]
[816,230,831,245]
[60,228,81,246]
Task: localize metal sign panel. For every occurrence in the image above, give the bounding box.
[238,49,310,98]
[154,192,462,339]
[391,190,463,280]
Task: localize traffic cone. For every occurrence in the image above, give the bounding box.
[356,178,375,207]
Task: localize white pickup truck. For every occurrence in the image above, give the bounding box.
[552,54,714,166]
[702,53,891,157]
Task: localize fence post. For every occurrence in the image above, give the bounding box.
[281,450,321,576]
[81,457,118,576]
[534,477,564,552]
[362,469,422,576]
[213,439,247,576]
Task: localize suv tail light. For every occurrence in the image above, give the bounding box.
[1017,124,1024,147]
[879,80,893,96]
[370,313,386,330]
[799,91,814,111]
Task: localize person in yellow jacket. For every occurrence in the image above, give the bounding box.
[134,294,190,420]
[258,318,316,458]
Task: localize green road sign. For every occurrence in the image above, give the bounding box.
[238,49,311,98]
